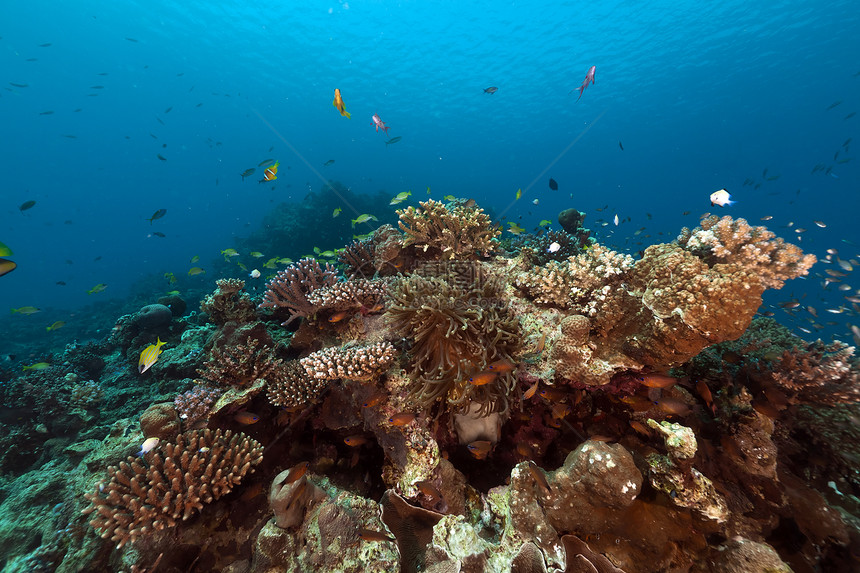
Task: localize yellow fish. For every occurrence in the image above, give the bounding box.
[250,251,264,258]
[332,88,350,118]
[538,219,552,227]
[390,191,411,205]
[332,207,342,218]
[443,195,456,201]
[164,272,177,284]
[221,248,239,257]
[23,362,51,371]
[515,188,522,200]
[188,267,205,276]
[46,320,65,332]
[190,255,200,263]
[0,240,12,257]
[88,283,107,295]
[507,222,525,235]
[351,214,378,228]
[138,337,166,374]
[263,257,278,269]
[260,162,279,182]
[11,306,40,315]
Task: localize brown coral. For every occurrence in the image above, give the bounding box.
[266,360,330,409]
[677,215,816,289]
[306,278,387,313]
[339,224,405,278]
[197,336,284,388]
[83,428,263,548]
[397,199,499,260]
[300,341,397,381]
[761,340,860,405]
[258,258,338,325]
[200,278,257,325]
[386,273,520,415]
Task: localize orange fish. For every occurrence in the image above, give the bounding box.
[358,528,394,542]
[468,371,497,386]
[629,420,651,437]
[362,392,386,408]
[333,88,350,118]
[467,440,492,459]
[637,373,678,389]
[535,332,547,353]
[240,481,264,501]
[523,380,539,400]
[695,381,715,412]
[261,161,279,182]
[653,397,691,416]
[234,411,260,425]
[551,402,571,420]
[527,461,552,495]
[388,412,416,426]
[416,480,442,502]
[487,359,515,374]
[284,461,310,484]
[539,387,566,402]
[328,310,352,323]
[344,435,369,447]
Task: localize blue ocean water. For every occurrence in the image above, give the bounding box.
[1,0,858,357]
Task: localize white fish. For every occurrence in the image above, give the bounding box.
[249,269,261,278]
[613,214,619,226]
[547,241,561,253]
[709,189,735,207]
[532,199,539,205]
[138,437,159,456]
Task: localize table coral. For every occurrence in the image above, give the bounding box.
[83,428,263,548]
[677,215,816,289]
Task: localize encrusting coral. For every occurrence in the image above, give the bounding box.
[258,257,338,325]
[82,428,263,549]
[397,199,499,260]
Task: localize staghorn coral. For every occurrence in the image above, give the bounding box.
[306,278,387,312]
[83,428,263,549]
[514,244,634,310]
[760,340,860,405]
[397,199,499,260]
[266,360,330,409]
[200,278,257,325]
[300,341,397,381]
[197,336,283,388]
[258,258,338,325]
[677,215,816,289]
[386,273,520,416]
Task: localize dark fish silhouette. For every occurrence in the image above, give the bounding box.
[483,86,498,94]
[548,178,558,191]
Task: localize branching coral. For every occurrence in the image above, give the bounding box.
[386,273,520,415]
[266,360,330,409]
[306,278,387,313]
[174,385,223,427]
[83,429,263,548]
[397,199,499,260]
[200,278,257,325]
[514,244,634,310]
[760,340,860,405]
[258,258,338,325]
[677,215,816,289]
[197,336,284,388]
[299,341,396,381]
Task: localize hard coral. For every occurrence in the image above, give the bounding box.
[760,340,860,405]
[258,257,338,325]
[677,215,816,289]
[83,428,263,548]
[300,341,397,381]
[266,360,330,409]
[397,199,499,260]
[200,278,257,325]
[197,336,284,389]
[306,278,387,313]
[387,273,520,415]
[339,224,405,278]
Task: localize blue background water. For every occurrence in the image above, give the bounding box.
[1,0,858,357]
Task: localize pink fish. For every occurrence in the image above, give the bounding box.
[371,113,390,136]
[571,65,596,101]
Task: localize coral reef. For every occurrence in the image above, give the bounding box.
[82,428,263,548]
[197,335,284,389]
[300,341,397,381]
[266,360,330,409]
[339,224,405,278]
